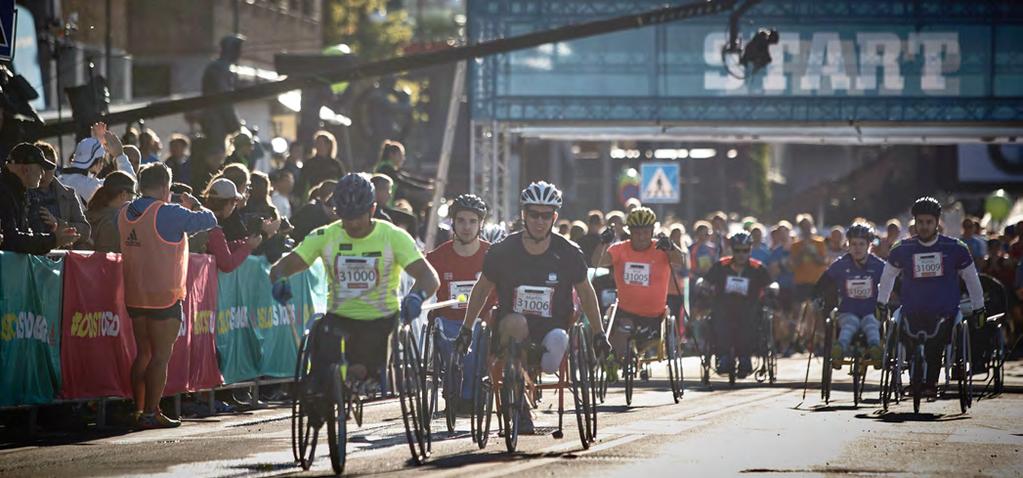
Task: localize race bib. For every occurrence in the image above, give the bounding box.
[334,256,379,299]
[912,252,943,279]
[845,278,874,300]
[623,262,651,287]
[697,255,712,271]
[725,276,750,296]
[448,280,476,309]
[513,286,554,318]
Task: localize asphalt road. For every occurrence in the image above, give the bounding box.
[3,356,1022,477]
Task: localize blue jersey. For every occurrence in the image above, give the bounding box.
[824,253,884,317]
[887,235,972,318]
[767,246,793,288]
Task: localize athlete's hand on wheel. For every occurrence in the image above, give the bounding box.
[874,302,889,322]
[272,279,292,305]
[455,325,473,356]
[401,290,426,323]
[655,234,673,251]
[600,227,615,245]
[593,331,612,360]
[971,307,987,329]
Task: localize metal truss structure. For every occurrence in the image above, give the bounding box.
[470,120,517,223]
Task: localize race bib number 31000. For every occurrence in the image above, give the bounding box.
[623,262,651,287]
[912,252,944,279]
[335,256,379,299]
[513,286,554,318]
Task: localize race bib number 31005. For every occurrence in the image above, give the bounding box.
[623,262,651,287]
[513,286,554,318]
[912,252,944,279]
[335,256,379,299]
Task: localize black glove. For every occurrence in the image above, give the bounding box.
[600,227,615,245]
[454,325,473,356]
[593,331,612,360]
[971,307,987,330]
[655,234,673,252]
[874,302,889,322]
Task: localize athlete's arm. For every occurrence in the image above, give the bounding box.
[592,242,612,268]
[270,252,310,283]
[404,258,440,299]
[876,262,900,304]
[461,274,496,330]
[959,263,985,311]
[574,278,606,335]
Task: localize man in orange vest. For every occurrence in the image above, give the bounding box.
[119,163,217,429]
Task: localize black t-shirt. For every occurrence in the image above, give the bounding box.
[704,257,772,314]
[482,231,587,323]
[577,233,601,267]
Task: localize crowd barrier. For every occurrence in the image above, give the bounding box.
[0,251,326,409]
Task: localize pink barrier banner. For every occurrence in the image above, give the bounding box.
[186,254,222,391]
[59,252,136,399]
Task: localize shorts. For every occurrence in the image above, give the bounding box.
[127,300,183,320]
[526,317,564,345]
[319,313,396,378]
[613,309,663,342]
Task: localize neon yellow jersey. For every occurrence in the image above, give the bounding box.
[294,219,424,320]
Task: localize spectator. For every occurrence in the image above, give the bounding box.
[1,143,80,254]
[225,130,255,170]
[689,220,718,278]
[217,163,253,241]
[123,145,142,176]
[791,213,827,305]
[85,171,137,253]
[557,219,571,237]
[569,220,587,243]
[578,210,604,267]
[873,219,901,259]
[606,210,629,241]
[667,223,689,321]
[750,223,771,264]
[282,141,303,195]
[199,178,260,272]
[189,137,225,192]
[369,173,394,222]
[165,134,192,182]
[961,217,986,263]
[981,237,1015,289]
[119,163,216,429]
[767,221,795,353]
[710,211,729,256]
[290,179,338,242]
[239,171,289,261]
[1008,221,1023,261]
[28,142,91,249]
[374,139,432,202]
[826,225,846,264]
[623,197,642,212]
[269,169,294,219]
[139,128,162,165]
[62,137,109,204]
[299,130,346,195]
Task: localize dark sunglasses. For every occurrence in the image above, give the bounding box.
[732,247,751,253]
[525,210,555,221]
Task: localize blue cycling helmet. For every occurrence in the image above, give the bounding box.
[332,173,376,219]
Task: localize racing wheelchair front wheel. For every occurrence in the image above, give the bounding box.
[665,315,685,403]
[393,321,432,464]
[569,323,598,449]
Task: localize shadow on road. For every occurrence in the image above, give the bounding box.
[858,411,971,423]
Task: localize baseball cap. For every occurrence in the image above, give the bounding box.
[8,143,56,170]
[70,137,106,170]
[207,178,243,200]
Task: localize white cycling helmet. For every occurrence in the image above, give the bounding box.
[480,223,508,244]
[520,181,563,209]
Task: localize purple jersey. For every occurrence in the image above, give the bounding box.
[824,253,884,317]
[887,235,972,318]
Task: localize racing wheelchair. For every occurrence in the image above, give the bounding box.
[819,307,879,406]
[600,302,684,406]
[693,280,779,386]
[463,317,599,453]
[961,274,1010,396]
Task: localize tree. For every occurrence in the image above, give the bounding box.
[742,144,773,217]
[323,0,414,62]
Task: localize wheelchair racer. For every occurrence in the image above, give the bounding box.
[590,207,685,362]
[702,232,773,377]
[813,223,885,368]
[426,194,496,406]
[270,173,440,392]
[876,196,986,397]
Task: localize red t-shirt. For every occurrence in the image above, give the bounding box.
[608,241,672,318]
[426,240,496,321]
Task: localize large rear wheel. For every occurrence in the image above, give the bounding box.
[470,324,493,449]
[326,365,347,475]
[394,323,431,464]
[569,324,597,449]
[624,337,637,406]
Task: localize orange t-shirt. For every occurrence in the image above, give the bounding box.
[791,235,827,285]
[608,241,671,317]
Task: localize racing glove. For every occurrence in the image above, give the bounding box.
[593,331,613,361]
[272,279,292,305]
[874,302,889,322]
[401,290,426,323]
[454,325,473,356]
[971,307,987,330]
[600,227,615,245]
[655,234,673,252]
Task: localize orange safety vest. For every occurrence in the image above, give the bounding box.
[118,200,188,309]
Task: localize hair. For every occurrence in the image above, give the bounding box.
[586,210,604,227]
[122,127,140,146]
[570,220,587,235]
[795,213,814,226]
[750,222,766,236]
[248,171,271,207]
[139,128,159,152]
[370,173,394,190]
[219,163,250,191]
[693,220,712,233]
[776,220,794,231]
[34,141,58,166]
[269,169,293,184]
[309,179,337,202]
[138,163,171,191]
[168,134,190,148]
[378,140,405,164]
[606,210,625,222]
[170,182,193,195]
[87,171,136,211]
[313,130,337,158]
[711,211,727,222]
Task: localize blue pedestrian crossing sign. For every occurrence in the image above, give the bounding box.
[640,163,680,204]
[0,0,14,62]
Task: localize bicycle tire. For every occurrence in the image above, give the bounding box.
[394,324,431,464]
[624,337,636,406]
[666,316,684,403]
[501,341,522,453]
[326,365,347,475]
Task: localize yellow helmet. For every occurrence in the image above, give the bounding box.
[626,207,657,228]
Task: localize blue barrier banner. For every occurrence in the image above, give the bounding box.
[216,257,267,384]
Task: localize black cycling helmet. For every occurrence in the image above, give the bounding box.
[911,196,942,219]
[846,223,875,242]
[332,173,376,219]
[729,232,752,248]
[450,193,488,220]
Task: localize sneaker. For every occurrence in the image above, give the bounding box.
[130,410,143,426]
[137,412,181,430]
[868,346,883,369]
[831,344,844,370]
[639,368,650,381]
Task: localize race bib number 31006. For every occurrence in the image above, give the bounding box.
[912,252,943,279]
[513,286,554,318]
